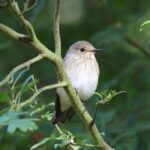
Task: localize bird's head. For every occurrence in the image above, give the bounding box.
[67,41,102,58]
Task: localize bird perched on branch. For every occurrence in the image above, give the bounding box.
[51,41,101,124]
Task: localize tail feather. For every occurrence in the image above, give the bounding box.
[51,94,75,125]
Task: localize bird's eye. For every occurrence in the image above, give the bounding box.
[80,48,85,52]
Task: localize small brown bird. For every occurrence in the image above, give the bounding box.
[52,41,101,124]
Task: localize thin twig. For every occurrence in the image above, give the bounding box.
[0,54,45,87]
[73,142,99,148]
[55,124,63,134]
[54,0,61,57]
[18,81,68,109]
[21,0,38,15]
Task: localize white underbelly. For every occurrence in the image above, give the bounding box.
[57,56,99,111]
[68,58,99,100]
[71,70,98,100]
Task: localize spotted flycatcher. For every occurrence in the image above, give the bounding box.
[52,41,101,124]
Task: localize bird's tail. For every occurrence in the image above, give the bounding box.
[51,94,75,125]
[51,107,75,125]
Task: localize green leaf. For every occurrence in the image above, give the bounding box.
[140,20,150,31]
[0,111,38,133]
[95,90,126,104]
[0,111,26,127]
[30,137,50,150]
[7,118,38,133]
[0,92,10,103]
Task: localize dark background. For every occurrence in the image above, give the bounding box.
[0,0,150,150]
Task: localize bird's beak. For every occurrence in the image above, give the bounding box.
[92,48,103,52]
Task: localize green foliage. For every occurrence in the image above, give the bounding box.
[95,90,126,104]
[54,131,75,149]
[140,20,150,31]
[0,92,10,103]
[0,111,38,133]
[31,129,77,150]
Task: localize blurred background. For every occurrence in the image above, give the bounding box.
[0,0,150,150]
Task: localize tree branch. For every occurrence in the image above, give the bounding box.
[18,81,68,109]
[0,23,26,40]
[54,0,61,56]
[21,0,38,15]
[0,54,45,87]
[0,23,60,64]
[125,36,150,59]
[8,1,37,40]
